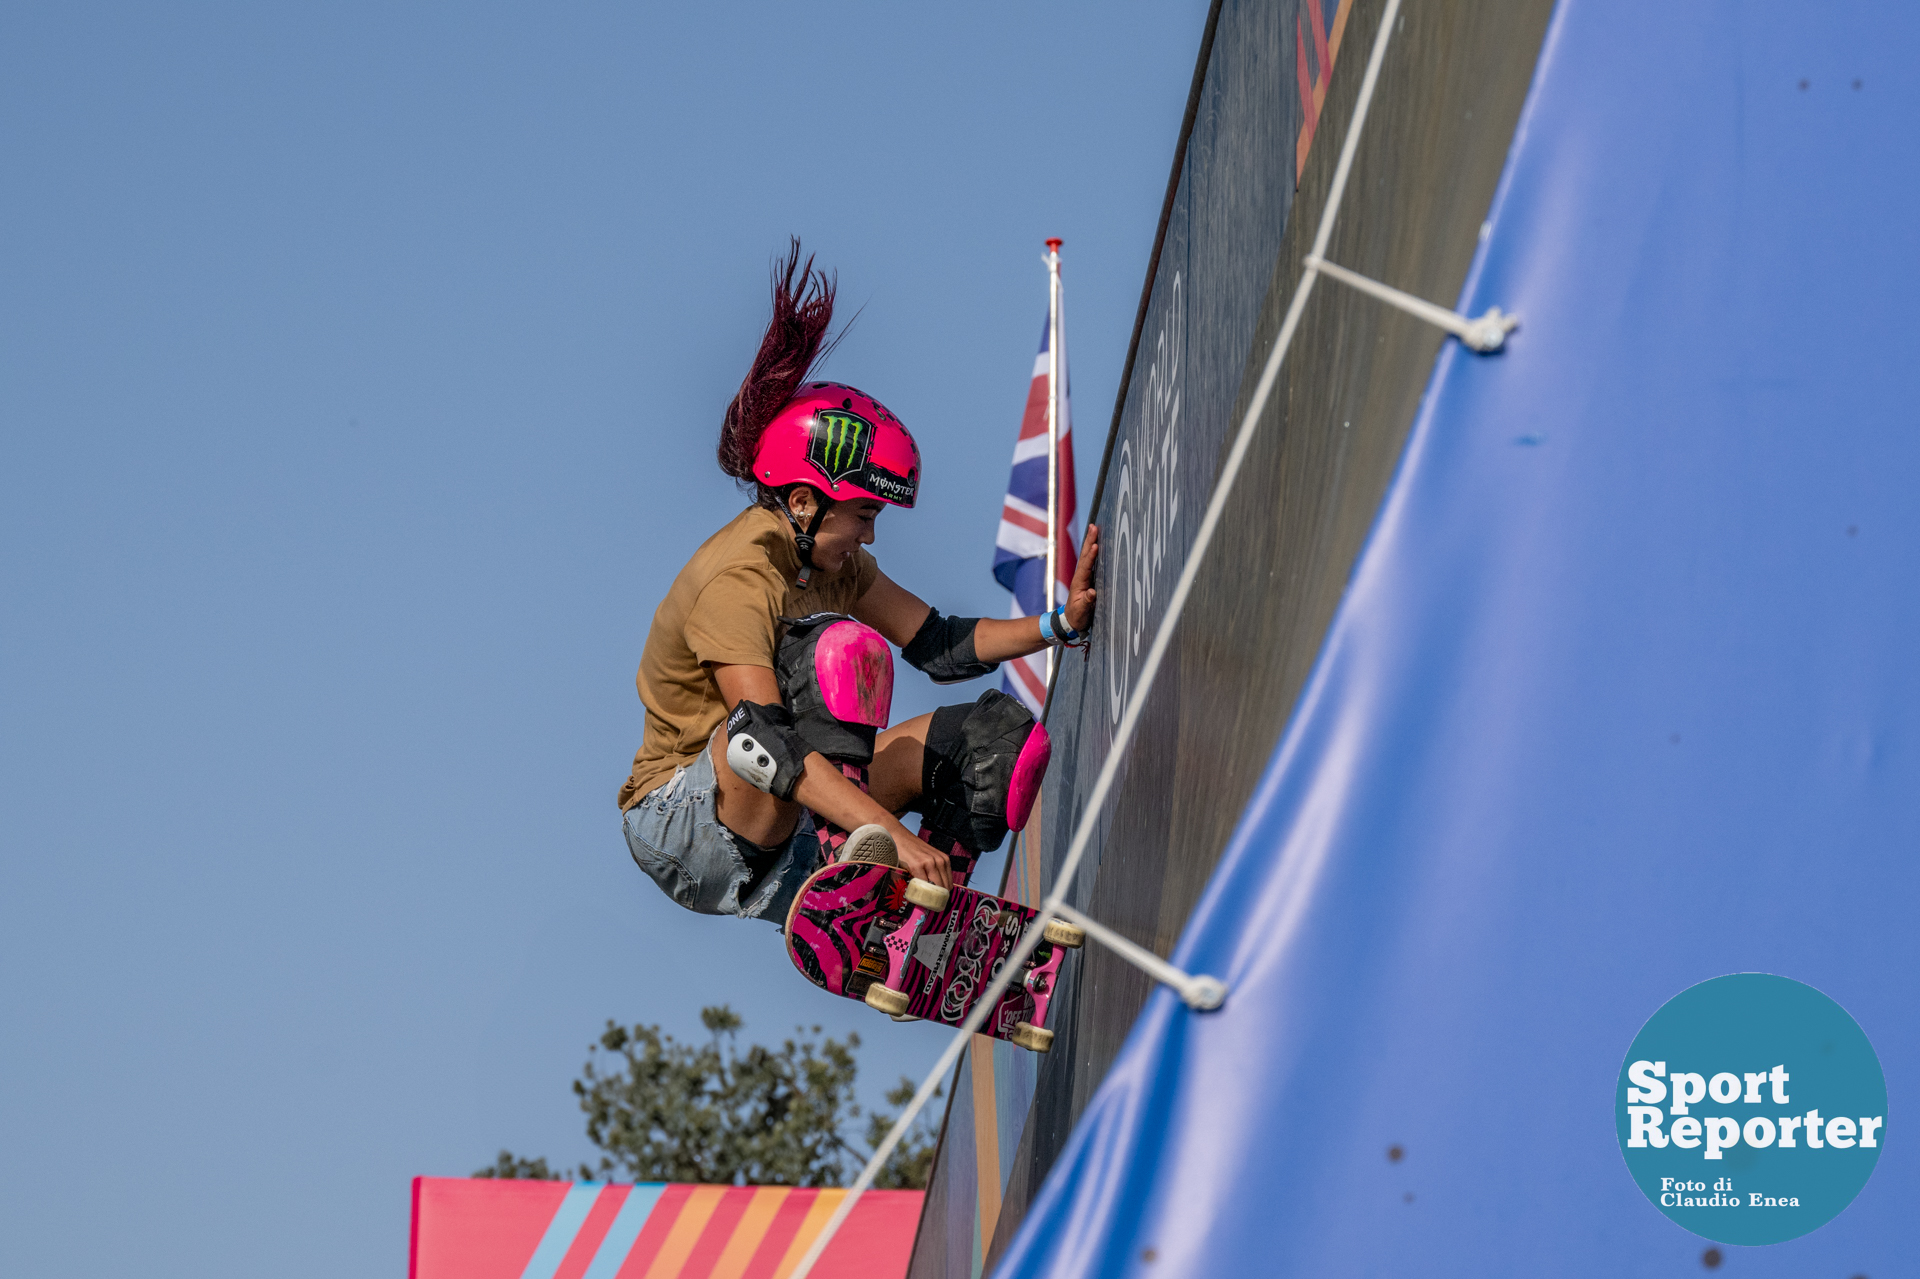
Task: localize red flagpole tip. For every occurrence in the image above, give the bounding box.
[1045,238,1064,252]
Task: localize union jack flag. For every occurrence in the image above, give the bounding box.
[992,314,1078,715]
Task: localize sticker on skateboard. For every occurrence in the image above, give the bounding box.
[783,862,1082,1052]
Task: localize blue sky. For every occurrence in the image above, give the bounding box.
[0,2,1207,1274]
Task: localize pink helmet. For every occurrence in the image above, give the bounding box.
[749,382,920,509]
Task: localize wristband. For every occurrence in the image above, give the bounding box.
[1038,607,1082,646]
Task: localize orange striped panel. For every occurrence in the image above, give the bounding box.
[1023,789,1045,906]
[1295,0,1356,178]
[970,1036,1002,1259]
[553,1185,631,1279]
[736,1187,820,1279]
[410,1180,920,1279]
[641,1185,728,1279]
[614,1185,692,1279]
[675,1187,753,1278]
[706,1187,791,1279]
[768,1190,847,1279]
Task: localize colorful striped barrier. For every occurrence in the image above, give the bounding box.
[409,1179,922,1279]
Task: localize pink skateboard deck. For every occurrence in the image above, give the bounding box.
[783,862,1074,1051]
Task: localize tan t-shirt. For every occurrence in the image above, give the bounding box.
[618,505,879,809]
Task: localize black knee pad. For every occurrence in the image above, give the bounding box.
[774,612,895,767]
[918,689,1051,854]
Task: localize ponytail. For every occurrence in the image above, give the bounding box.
[717,239,837,486]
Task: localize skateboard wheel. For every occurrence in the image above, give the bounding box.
[1009,1022,1054,1053]
[904,880,950,912]
[1041,919,1085,949]
[864,984,912,1016]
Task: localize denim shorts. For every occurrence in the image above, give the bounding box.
[622,741,821,924]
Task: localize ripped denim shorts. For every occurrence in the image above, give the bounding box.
[622,742,820,924]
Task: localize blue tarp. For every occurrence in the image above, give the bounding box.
[996,2,1918,1275]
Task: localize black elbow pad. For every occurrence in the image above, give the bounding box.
[902,609,998,684]
[724,700,808,801]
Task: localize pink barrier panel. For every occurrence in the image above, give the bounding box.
[409,1177,922,1279]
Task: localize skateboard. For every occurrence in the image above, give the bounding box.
[783,861,1083,1052]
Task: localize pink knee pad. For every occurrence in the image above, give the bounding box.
[776,612,894,765]
[1005,721,1051,832]
[812,618,894,729]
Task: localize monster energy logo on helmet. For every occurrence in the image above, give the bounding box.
[807,410,873,485]
[797,400,918,506]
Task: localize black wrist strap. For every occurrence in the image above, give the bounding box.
[1052,606,1089,648]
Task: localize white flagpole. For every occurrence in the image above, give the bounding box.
[1044,237,1063,689]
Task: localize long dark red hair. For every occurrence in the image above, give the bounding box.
[716,239,837,488]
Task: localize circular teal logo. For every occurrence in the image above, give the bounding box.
[1616,974,1886,1245]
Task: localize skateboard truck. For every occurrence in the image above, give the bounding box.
[1050,902,1227,1011]
[858,877,1084,1052]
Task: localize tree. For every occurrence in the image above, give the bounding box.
[477,1006,941,1189]
[862,1078,940,1190]
[474,1152,561,1180]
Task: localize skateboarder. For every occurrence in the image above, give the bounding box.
[618,242,1098,925]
